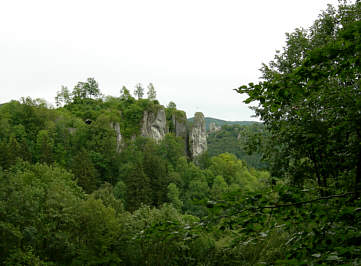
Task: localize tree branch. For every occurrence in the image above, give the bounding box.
[260,191,355,209]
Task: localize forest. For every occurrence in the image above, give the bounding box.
[207,123,268,170]
[1,1,361,265]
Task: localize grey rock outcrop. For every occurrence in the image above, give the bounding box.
[172,114,187,140]
[171,112,189,154]
[209,122,221,134]
[189,112,207,158]
[111,122,124,152]
[141,108,168,142]
[108,106,207,160]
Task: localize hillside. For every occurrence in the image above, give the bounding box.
[0,80,276,264]
[207,123,268,169]
[188,116,260,131]
[1,2,361,264]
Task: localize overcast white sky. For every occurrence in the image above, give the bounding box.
[0,0,341,121]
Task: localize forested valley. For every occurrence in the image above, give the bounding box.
[1,1,361,265]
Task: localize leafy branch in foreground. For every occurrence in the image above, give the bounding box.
[235,2,361,196]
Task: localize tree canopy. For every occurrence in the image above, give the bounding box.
[236,1,361,195]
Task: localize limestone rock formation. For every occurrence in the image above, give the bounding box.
[111,122,124,152]
[170,112,189,154]
[172,114,187,140]
[189,112,207,158]
[109,105,207,160]
[209,122,221,134]
[141,108,168,142]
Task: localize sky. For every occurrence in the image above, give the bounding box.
[0,0,341,121]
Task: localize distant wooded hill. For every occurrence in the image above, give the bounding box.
[187,117,260,131]
[206,123,267,170]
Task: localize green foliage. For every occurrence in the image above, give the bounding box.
[165,102,187,135]
[211,175,228,200]
[55,86,71,107]
[236,1,361,194]
[158,134,186,168]
[36,129,54,164]
[188,116,259,131]
[113,180,127,201]
[0,74,275,265]
[227,2,361,264]
[209,153,261,191]
[4,247,53,266]
[167,101,176,109]
[71,148,99,193]
[208,124,268,169]
[70,197,122,265]
[5,4,361,261]
[143,140,169,207]
[134,83,145,99]
[147,83,157,100]
[0,162,84,264]
[128,204,213,265]
[167,183,183,210]
[72,77,100,101]
[206,181,361,265]
[120,86,132,100]
[122,162,152,211]
[91,183,124,213]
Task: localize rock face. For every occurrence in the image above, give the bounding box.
[189,112,207,158]
[111,122,124,152]
[141,108,168,143]
[110,107,207,160]
[172,114,187,140]
[171,113,189,154]
[209,122,221,134]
